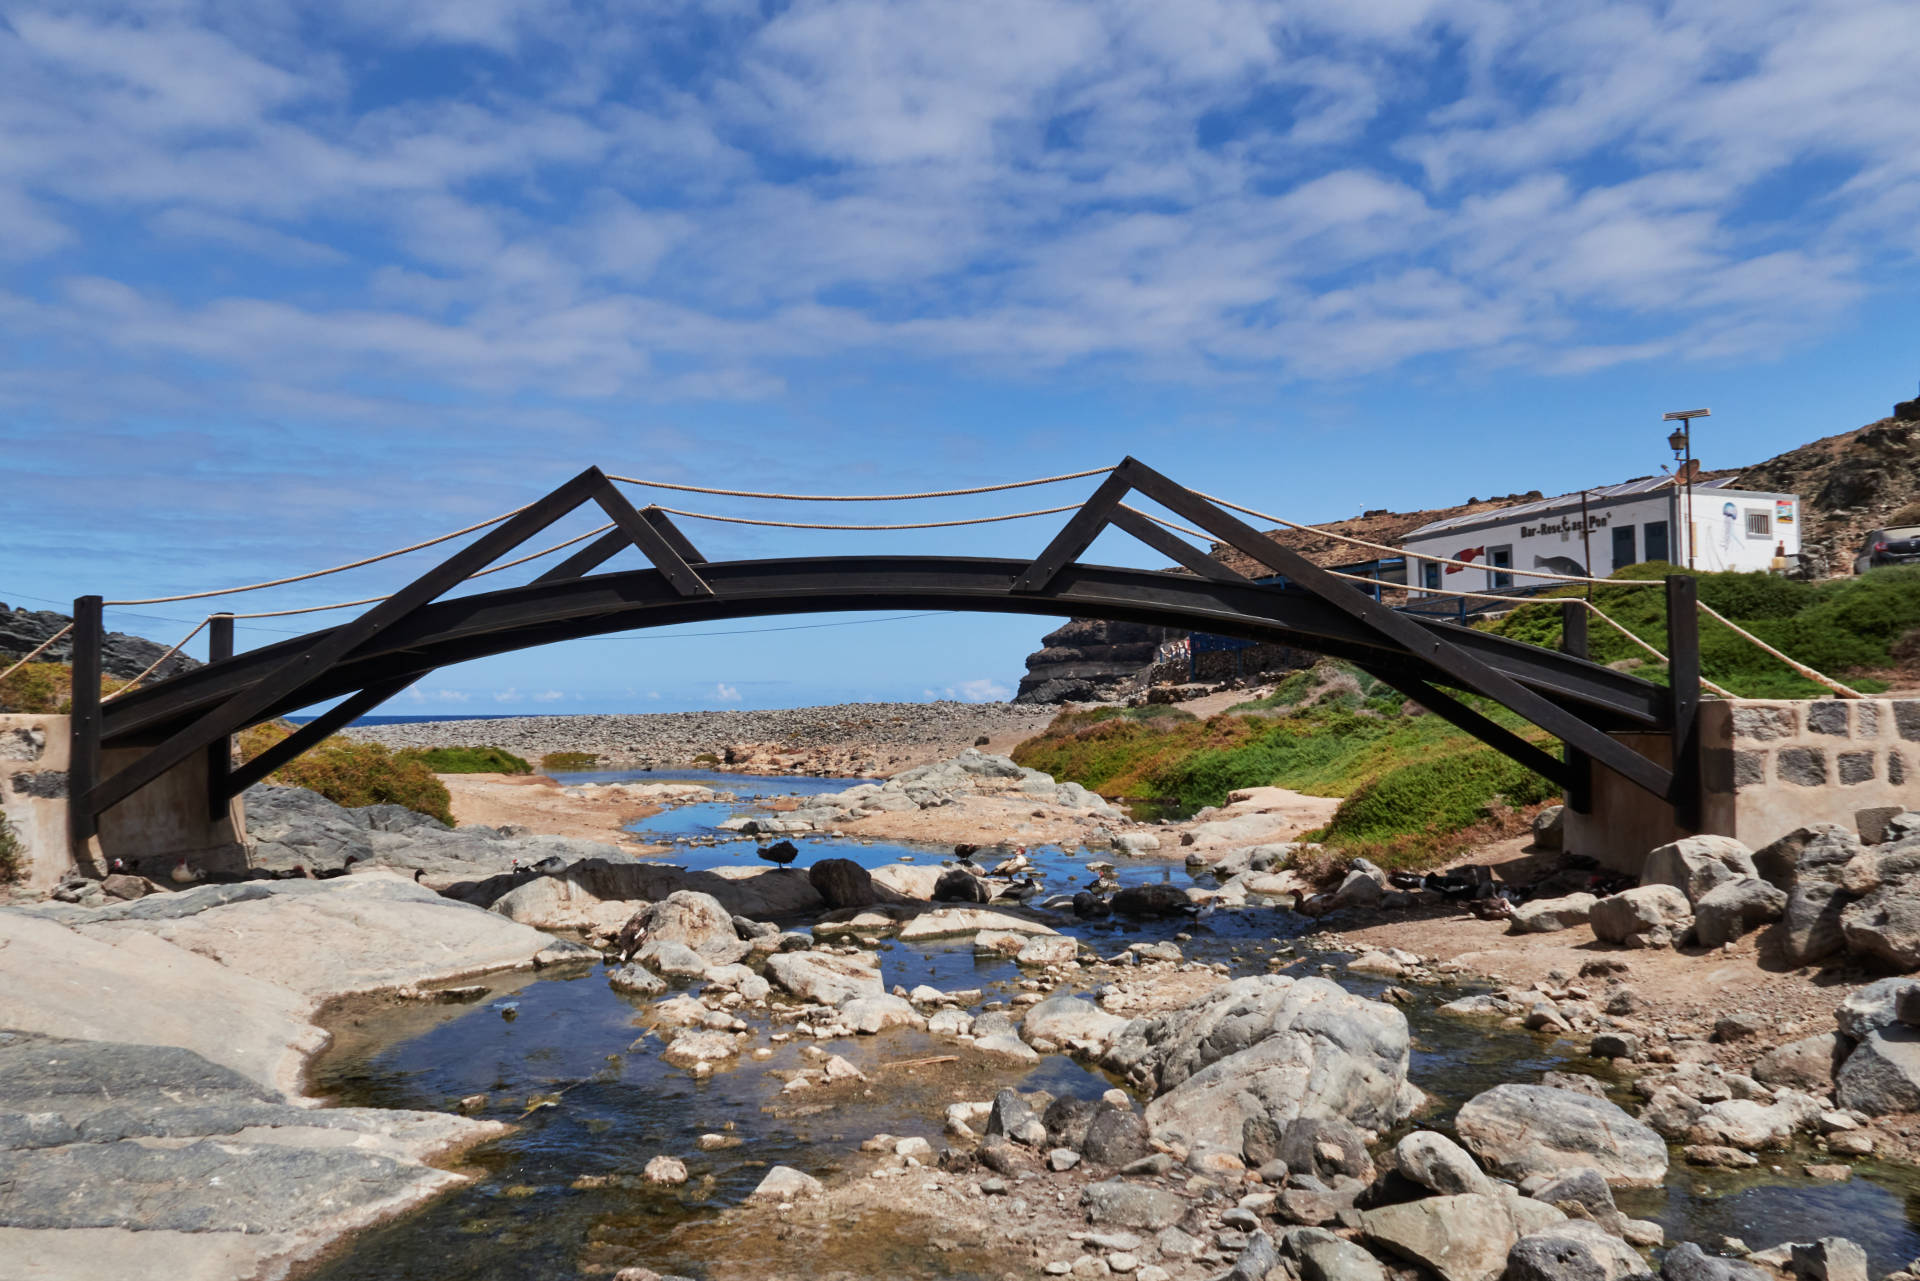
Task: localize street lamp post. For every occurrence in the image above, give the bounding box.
[1663,408,1710,570]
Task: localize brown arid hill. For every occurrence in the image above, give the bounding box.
[1014,406,1920,701]
[1726,416,1920,578]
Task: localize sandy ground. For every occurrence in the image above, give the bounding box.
[440,773,660,844]
[1328,835,1871,1072]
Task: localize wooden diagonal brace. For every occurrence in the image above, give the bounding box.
[1110,506,1253,585]
[1357,663,1571,791]
[1010,465,1138,593]
[81,467,612,820]
[1119,459,1676,801]
[220,679,415,800]
[592,483,713,598]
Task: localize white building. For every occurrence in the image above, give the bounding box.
[1401,474,1801,598]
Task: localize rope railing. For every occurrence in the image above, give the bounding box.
[0,623,72,683]
[101,617,210,701]
[1697,601,1863,699]
[651,502,1082,532]
[606,467,1112,501]
[103,504,531,606]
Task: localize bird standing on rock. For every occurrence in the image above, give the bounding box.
[758,840,800,870]
[170,858,203,885]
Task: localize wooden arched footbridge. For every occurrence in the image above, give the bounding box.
[68,458,1702,857]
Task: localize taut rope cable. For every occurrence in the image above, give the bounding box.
[102,504,531,605]
[607,467,1112,501]
[651,503,1082,531]
[102,617,210,700]
[1697,601,1863,699]
[0,624,72,683]
[1193,490,1661,587]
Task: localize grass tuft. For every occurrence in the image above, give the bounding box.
[398,745,532,775]
[541,751,601,772]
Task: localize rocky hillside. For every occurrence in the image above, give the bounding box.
[1014,399,1920,702]
[1731,415,1920,577]
[0,603,201,682]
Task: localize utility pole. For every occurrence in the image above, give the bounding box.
[1664,408,1710,571]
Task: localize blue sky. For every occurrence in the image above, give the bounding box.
[3,0,1918,715]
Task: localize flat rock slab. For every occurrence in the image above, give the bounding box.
[76,872,569,1000]
[0,1032,503,1277]
[1455,1084,1667,1186]
[896,907,1060,940]
[489,860,824,928]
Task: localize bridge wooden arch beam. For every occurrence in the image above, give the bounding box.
[73,459,1700,857]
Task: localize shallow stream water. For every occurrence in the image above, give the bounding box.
[299,772,1920,1279]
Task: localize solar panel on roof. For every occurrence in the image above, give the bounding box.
[1400,473,1744,539]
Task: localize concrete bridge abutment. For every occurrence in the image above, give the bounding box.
[1565,697,1920,873]
[1,714,247,889]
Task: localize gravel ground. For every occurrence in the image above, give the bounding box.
[341,701,1061,774]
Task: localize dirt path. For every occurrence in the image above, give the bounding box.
[440,773,660,843]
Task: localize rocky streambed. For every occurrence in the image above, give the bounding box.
[9,756,1920,1281]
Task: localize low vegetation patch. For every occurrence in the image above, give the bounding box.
[1482,561,1920,696]
[541,751,601,772]
[1013,660,1559,871]
[276,740,453,826]
[400,745,531,775]
[0,813,25,885]
[0,661,128,714]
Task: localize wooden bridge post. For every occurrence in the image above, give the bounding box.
[1666,575,1702,833]
[205,614,234,822]
[1560,600,1593,814]
[68,595,103,869]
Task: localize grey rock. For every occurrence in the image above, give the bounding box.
[1840,882,1920,970]
[932,867,991,903]
[1080,1180,1188,1229]
[1220,1231,1280,1281]
[1081,1106,1151,1168]
[1693,877,1786,949]
[1661,1242,1768,1280]
[1591,886,1693,945]
[1529,1168,1627,1235]
[1641,836,1759,906]
[1394,1130,1491,1196]
[1509,893,1597,934]
[1277,1116,1374,1183]
[635,939,711,976]
[607,963,667,995]
[1779,879,1855,966]
[1110,883,1192,918]
[1279,1227,1388,1281]
[1359,1191,1564,1281]
[1753,1033,1848,1091]
[1752,823,1858,890]
[627,891,749,964]
[1835,1026,1920,1115]
[1533,805,1566,852]
[985,1088,1039,1143]
[1788,1236,1868,1281]
[1454,1084,1667,1186]
[764,950,884,1005]
[1836,978,1920,1040]
[807,858,875,909]
[1506,1219,1646,1281]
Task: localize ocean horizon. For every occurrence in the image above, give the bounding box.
[286,712,571,727]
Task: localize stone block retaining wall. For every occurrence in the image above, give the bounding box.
[1701,698,1918,850]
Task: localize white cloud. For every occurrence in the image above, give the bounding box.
[925,678,1013,702]
[714,682,741,702]
[533,689,565,702]
[494,688,523,702]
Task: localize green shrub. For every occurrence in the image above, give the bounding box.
[0,813,24,885]
[0,662,128,714]
[1318,745,1560,867]
[540,751,601,772]
[692,752,721,766]
[277,741,453,825]
[398,745,532,775]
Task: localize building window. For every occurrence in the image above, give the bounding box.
[1612,524,1636,570]
[1422,561,1440,591]
[1745,509,1771,539]
[1489,545,1513,590]
[1645,520,1670,563]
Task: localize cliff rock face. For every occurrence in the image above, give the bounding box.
[0,604,203,682]
[1732,417,1920,578]
[1015,619,1181,703]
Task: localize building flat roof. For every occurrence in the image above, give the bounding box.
[1402,474,1759,540]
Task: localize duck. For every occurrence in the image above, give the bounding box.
[757,840,800,870]
[169,858,203,885]
[1071,891,1112,919]
[314,855,361,880]
[989,847,1031,877]
[993,875,1041,904]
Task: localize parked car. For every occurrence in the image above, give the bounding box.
[1854,525,1920,574]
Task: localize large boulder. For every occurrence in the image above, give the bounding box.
[764,951,884,1005]
[1835,1025,1920,1115]
[1836,977,1920,1040]
[1111,883,1193,918]
[1693,877,1786,949]
[1590,885,1692,947]
[931,868,990,904]
[1359,1191,1564,1281]
[1506,1220,1646,1281]
[1660,1242,1769,1279]
[1021,995,1128,1054]
[1509,893,1597,934]
[1641,836,1758,905]
[1395,1130,1494,1196]
[807,859,875,910]
[1841,873,1920,970]
[1752,823,1859,891]
[1103,976,1412,1159]
[1752,1032,1847,1091]
[243,784,377,871]
[1454,1084,1667,1186]
[624,891,749,965]
[488,860,823,928]
[1779,879,1857,966]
